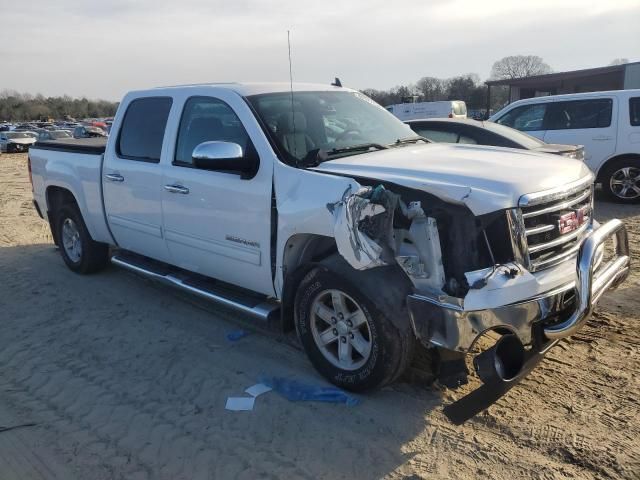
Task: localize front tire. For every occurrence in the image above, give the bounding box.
[55,204,109,274]
[600,157,640,204]
[294,256,414,392]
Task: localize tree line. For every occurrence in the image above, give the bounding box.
[6,55,625,120]
[0,90,118,122]
[362,74,503,112]
[361,55,553,111]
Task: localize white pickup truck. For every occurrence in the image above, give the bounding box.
[29,83,630,420]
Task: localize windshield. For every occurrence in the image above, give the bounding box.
[5,132,31,139]
[247,91,419,164]
[483,121,545,149]
[49,131,71,139]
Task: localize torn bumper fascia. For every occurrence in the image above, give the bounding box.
[407,219,630,352]
[329,186,389,270]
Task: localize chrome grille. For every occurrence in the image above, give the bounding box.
[515,177,594,271]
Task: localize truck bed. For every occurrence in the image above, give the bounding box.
[30,138,113,245]
[33,137,107,154]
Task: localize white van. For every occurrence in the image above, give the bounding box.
[489,89,640,203]
[386,100,467,121]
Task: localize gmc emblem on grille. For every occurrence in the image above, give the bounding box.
[557,206,589,235]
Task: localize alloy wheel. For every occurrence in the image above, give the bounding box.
[62,218,83,263]
[610,166,640,200]
[310,289,372,371]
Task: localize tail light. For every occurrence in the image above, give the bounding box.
[448,113,453,118]
[27,155,34,191]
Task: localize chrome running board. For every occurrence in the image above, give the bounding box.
[111,252,280,322]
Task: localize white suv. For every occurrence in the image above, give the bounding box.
[490,89,640,203]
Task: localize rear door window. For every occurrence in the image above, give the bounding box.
[544,99,613,130]
[630,97,640,126]
[495,104,547,131]
[117,97,172,162]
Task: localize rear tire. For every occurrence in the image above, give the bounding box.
[600,157,640,204]
[55,204,109,274]
[294,255,415,392]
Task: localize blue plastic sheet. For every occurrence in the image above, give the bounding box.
[226,330,249,342]
[260,376,360,406]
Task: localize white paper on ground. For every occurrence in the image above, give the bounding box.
[225,397,255,411]
[245,383,273,398]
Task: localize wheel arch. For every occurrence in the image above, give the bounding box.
[595,153,640,182]
[45,185,80,246]
[279,233,338,331]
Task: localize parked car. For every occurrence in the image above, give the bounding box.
[406,118,584,159]
[28,83,630,420]
[386,100,467,121]
[0,131,37,152]
[37,130,73,141]
[490,89,640,203]
[14,124,37,131]
[73,126,107,138]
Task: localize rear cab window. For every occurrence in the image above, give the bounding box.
[630,97,640,126]
[117,97,173,162]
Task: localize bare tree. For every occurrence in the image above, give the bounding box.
[415,77,447,101]
[609,58,629,66]
[490,55,552,79]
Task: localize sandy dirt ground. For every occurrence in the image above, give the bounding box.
[0,152,638,480]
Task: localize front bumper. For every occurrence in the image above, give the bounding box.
[407,218,630,352]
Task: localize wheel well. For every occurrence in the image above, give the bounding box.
[280,234,337,331]
[45,186,78,246]
[596,154,640,182]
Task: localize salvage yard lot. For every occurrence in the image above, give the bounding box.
[0,152,638,479]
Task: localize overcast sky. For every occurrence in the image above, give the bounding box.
[1,0,638,100]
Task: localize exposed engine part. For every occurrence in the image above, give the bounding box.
[395,202,446,292]
[329,184,447,293]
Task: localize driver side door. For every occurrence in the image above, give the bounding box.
[161,93,275,296]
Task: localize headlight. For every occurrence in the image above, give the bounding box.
[563,147,585,161]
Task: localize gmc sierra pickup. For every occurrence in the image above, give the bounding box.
[29,82,630,420]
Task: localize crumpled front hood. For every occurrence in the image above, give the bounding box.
[313,143,593,215]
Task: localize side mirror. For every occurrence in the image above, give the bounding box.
[192,141,257,178]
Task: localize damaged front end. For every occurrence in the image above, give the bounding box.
[327,180,631,423]
[328,182,507,299]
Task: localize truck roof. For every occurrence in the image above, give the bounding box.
[152,82,354,97]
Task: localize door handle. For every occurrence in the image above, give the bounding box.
[105,173,124,182]
[164,184,190,194]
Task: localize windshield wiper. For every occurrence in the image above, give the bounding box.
[390,136,430,146]
[326,143,389,157]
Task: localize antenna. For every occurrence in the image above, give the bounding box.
[287,30,297,161]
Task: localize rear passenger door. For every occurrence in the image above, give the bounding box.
[103,96,173,263]
[543,98,616,172]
